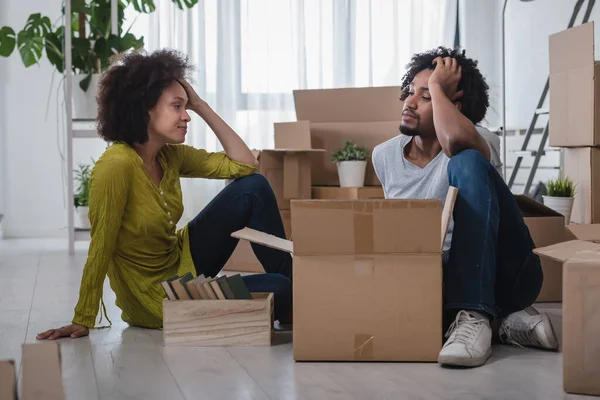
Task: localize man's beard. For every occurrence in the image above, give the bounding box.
[399,123,419,137]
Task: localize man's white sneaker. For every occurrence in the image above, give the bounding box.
[499,306,559,350]
[438,310,492,367]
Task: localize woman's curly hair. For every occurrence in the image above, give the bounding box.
[96,49,194,145]
[399,46,489,125]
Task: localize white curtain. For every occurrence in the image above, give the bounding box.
[127,0,457,224]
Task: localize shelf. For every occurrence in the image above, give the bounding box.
[74,228,91,242]
[72,120,99,138]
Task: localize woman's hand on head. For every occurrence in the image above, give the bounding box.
[36,323,89,340]
[178,79,205,112]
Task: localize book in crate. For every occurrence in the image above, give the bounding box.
[161,272,274,347]
[161,272,253,300]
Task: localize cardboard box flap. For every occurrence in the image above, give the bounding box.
[567,224,600,242]
[293,86,401,123]
[515,195,563,217]
[441,187,458,250]
[274,121,311,149]
[549,22,594,75]
[0,360,16,400]
[232,228,293,254]
[534,240,600,262]
[290,199,442,255]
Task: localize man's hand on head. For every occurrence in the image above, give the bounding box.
[428,57,463,102]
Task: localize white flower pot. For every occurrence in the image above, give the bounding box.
[336,160,367,188]
[542,196,574,225]
[72,74,100,120]
[76,206,91,230]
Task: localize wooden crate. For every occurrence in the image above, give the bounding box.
[162,293,274,347]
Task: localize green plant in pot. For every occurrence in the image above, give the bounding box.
[331,140,369,188]
[74,160,94,229]
[0,0,198,119]
[543,177,575,225]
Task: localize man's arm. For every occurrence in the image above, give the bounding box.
[429,57,490,160]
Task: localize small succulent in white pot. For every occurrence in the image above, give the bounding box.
[331,141,369,188]
[543,177,575,225]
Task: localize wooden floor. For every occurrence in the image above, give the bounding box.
[0,238,595,400]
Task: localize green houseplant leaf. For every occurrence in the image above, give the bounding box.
[547,177,575,198]
[0,27,16,57]
[331,141,368,163]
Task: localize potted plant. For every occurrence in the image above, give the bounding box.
[0,0,198,119]
[331,141,369,188]
[74,161,94,229]
[543,177,575,224]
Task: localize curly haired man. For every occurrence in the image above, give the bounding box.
[372,47,559,367]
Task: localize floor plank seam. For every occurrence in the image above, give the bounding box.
[224,347,274,400]
[19,254,41,382]
[158,344,189,400]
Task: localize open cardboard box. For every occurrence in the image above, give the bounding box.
[21,342,65,400]
[516,195,566,301]
[549,21,600,147]
[232,187,457,362]
[534,239,600,396]
[564,147,600,224]
[279,86,403,187]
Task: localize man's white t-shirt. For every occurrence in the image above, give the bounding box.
[372,126,503,251]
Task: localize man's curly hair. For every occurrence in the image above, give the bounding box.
[400,46,489,125]
[96,49,193,145]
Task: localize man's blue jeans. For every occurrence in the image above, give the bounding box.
[187,174,293,321]
[444,149,543,321]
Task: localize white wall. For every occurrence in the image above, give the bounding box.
[461,0,600,131]
[1,0,106,238]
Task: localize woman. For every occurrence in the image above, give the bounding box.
[37,49,293,340]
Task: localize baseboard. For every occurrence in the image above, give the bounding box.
[3,228,68,239]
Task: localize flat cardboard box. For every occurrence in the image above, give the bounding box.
[233,187,457,362]
[223,210,291,273]
[564,147,600,224]
[162,293,274,347]
[0,360,16,400]
[21,342,65,400]
[516,195,566,302]
[549,22,600,147]
[288,86,402,187]
[534,240,600,396]
[312,186,384,200]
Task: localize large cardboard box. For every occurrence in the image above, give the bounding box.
[564,147,600,224]
[288,86,402,187]
[258,150,313,210]
[233,188,457,362]
[534,240,600,396]
[549,22,600,147]
[516,195,566,302]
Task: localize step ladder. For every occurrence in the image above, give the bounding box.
[507,0,595,195]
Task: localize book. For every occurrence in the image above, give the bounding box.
[226,274,253,299]
[161,276,180,300]
[171,273,194,300]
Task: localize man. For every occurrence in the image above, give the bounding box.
[372,47,558,368]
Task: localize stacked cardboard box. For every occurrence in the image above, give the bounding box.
[224,86,401,272]
[516,195,566,301]
[549,21,600,224]
[233,187,457,361]
[534,228,600,397]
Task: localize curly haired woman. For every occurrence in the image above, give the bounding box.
[37,49,293,340]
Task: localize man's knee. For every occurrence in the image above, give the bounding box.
[447,149,491,179]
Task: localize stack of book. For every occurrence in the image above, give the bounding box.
[161,272,253,300]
